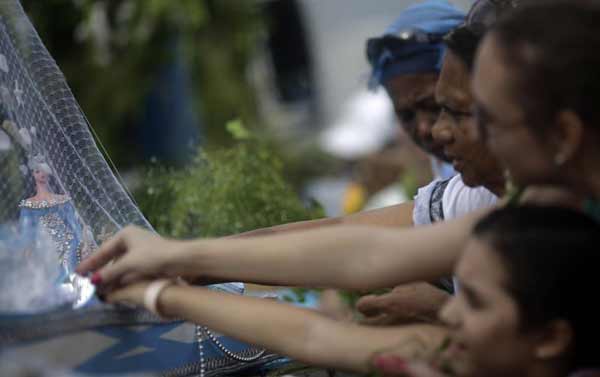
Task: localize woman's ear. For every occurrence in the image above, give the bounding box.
[534,319,573,360]
[552,110,584,165]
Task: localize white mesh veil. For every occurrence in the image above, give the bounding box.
[0,0,151,245]
[0,3,278,376]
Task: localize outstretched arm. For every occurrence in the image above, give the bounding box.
[78,209,482,291]
[107,282,448,374]
[231,202,415,238]
[192,189,576,290]
[189,212,475,291]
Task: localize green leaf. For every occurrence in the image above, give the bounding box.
[226,119,251,141]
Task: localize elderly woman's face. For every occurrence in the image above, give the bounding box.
[431,50,503,191]
[472,35,557,187]
[439,239,539,377]
[384,73,446,161]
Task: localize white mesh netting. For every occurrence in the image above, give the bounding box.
[0,0,151,277]
[0,0,155,313]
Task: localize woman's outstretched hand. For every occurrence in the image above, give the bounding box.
[75,226,192,288]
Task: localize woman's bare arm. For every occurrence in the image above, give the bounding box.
[178,209,482,290]
[79,209,484,291]
[231,202,415,238]
[108,283,447,373]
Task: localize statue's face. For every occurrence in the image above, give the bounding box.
[33,167,49,185]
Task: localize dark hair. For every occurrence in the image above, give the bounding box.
[473,206,600,369]
[444,0,518,70]
[490,0,600,132]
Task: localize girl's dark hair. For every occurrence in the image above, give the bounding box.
[444,0,518,70]
[490,0,600,132]
[473,206,600,369]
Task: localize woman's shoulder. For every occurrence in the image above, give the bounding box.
[19,194,71,209]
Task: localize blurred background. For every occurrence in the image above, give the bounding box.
[21,0,472,237]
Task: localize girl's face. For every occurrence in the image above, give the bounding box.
[439,239,539,377]
[472,35,558,188]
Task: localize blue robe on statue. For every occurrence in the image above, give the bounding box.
[18,196,82,281]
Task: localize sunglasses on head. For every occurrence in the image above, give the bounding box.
[366,28,445,66]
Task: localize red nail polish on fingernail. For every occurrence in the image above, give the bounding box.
[91,273,102,285]
[373,355,407,375]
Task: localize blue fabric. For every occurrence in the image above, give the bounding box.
[383,0,466,37]
[378,47,442,84]
[19,200,82,280]
[369,0,465,88]
[76,323,200,374]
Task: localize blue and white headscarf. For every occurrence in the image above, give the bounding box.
[368,0,465,89]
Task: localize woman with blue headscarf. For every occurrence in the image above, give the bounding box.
[234,2,466,324]
[367,0,463,176]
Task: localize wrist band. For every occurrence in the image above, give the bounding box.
[144,279,174,318]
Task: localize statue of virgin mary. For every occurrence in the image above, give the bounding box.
[18,154,83,278]
[0,2,275,376]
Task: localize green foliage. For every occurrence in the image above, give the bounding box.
[136,122,324,238]
[225,119,251,141]
[21,0,264,166]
